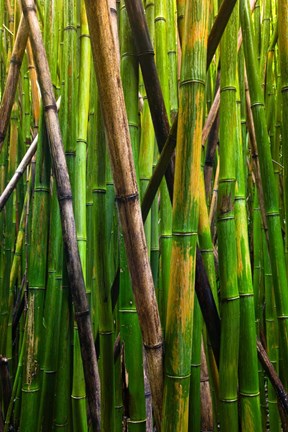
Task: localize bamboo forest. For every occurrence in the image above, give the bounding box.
[1,0,288,431]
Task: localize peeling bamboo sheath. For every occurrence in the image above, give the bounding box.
[0,15,28,150]
[84,0,163,428]
[19,1,101,431]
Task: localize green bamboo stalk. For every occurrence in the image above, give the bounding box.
[217,5,240,431]
[154,0,172,334]
[19,106,50,432]
[188,297,202,431]
[119,2,146,430]
[162,0,209,429]
[235,71,262,431]
[73,2,91,429]
[259,0,271,89]
[263,239,281,432]
[240,0,288,388]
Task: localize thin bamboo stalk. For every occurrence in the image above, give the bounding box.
[217,5,240,431]
[0,15,28,150]
[84,0,163,428]
[20,2,101,430]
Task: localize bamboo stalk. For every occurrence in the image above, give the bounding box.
[19,1,101,430]
[0,98,60,212]
[162,0,209,429]
[84,0,163,428]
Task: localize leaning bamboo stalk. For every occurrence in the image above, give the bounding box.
[0,14,28,150]
[19,1,101,430]
[84,0,163,428]
[0,98,60,211]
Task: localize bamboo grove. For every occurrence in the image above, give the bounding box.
[1,0,288,430]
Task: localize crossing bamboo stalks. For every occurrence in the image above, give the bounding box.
[0,15,28,150]
[84,0,163,428]
[0,98,61,212]
[19,1,101,430]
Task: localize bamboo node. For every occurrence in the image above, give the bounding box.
[239,391,260,397]
[137,49,154,58]
[281,86,288,94]
[180,78,206,88]
[250,102,264,109]
[220,398,238,403]
[128,419,147,424]
[22,5,37,15]
[58,194,72,202]
[75,309,90,318]
[115,192,139,203]
[166,373,191,380]
[92,188,106,194]
[220,86,236,93]
[44,103,57,112]
[143,341,163,350]
[172,231,197,237]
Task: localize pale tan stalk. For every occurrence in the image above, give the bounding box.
[84,0,163,428]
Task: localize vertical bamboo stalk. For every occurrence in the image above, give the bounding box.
[162,0,209,429]
[217,5,240,431]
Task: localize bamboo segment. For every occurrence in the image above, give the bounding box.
[19,1,101,430]
[162,0,209,429]
[84,0,163,428]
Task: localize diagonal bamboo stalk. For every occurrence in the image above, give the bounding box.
[19,1,101,430]
[84,0,163,428]
[0,98,61,211]
[0,14,29,150]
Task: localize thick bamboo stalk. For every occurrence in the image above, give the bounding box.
[0,15,28,150]
[19,1,101,430]
[162,0,209,429]
[84,0,163,428]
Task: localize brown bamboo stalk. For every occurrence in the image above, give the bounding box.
[19,2,101,430]
[84,0,163,428]
[0,14,29,150]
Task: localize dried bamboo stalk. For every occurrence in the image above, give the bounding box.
[84,0,163,428]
